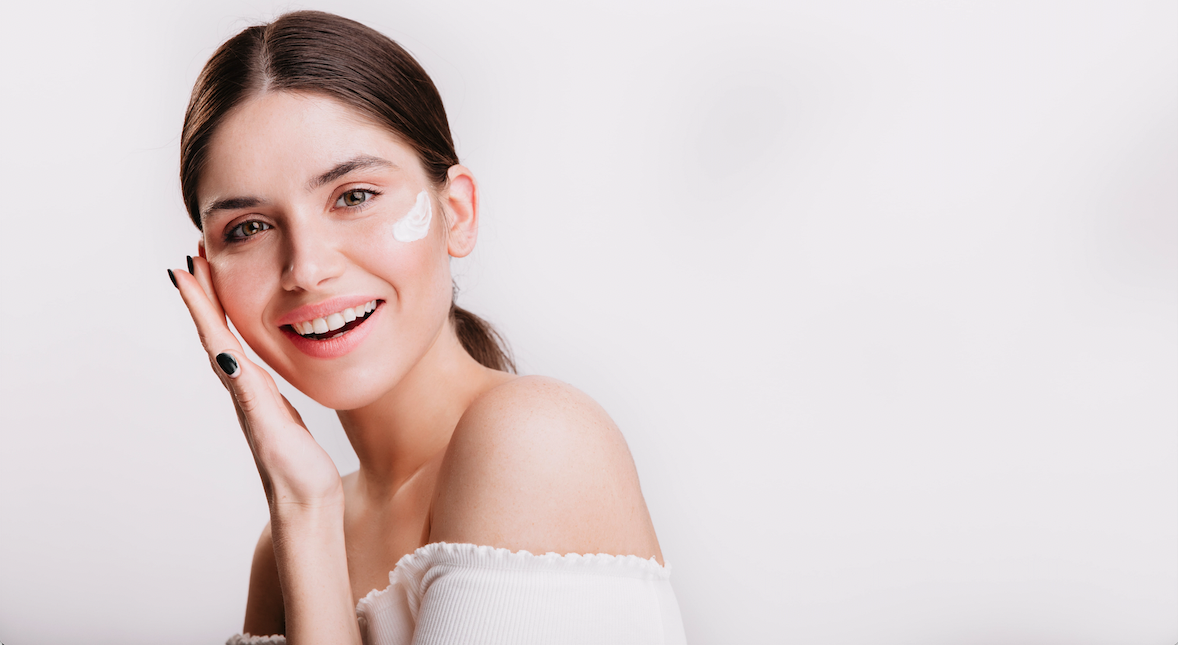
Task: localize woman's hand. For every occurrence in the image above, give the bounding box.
[170,256,343,512]
[171,257,361,644]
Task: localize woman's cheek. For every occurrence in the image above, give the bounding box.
[355,216,440,289]
[211,257,275,343]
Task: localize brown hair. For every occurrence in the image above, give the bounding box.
[180,10,514,373]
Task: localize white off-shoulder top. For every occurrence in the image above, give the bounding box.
[227,542,686,645]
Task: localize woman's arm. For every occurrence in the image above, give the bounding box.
[173,259,360,645]
[429,375,663,563]
[269,502,354,643]
[243,523,284,635]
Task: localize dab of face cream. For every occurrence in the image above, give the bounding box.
[392,190,432,242]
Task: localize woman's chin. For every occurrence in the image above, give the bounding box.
[249,321,428,411]
[288,375,396,412]
[243,334,407,411]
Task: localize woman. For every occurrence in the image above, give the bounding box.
[167,10,684,644]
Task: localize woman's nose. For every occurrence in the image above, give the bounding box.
[280,221,347,292]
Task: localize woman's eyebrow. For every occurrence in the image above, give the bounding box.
[308,155,397,190]
[202,196,265,221]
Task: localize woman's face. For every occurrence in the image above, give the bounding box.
[197,91,460,410]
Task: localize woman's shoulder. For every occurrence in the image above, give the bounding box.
[457,374,626,448]
[446,375,634,486]
[429,375,663,563]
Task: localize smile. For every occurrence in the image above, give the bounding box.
[286,300,380,340]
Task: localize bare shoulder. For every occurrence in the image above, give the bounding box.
[242,521,285,636]
[429,375,663,563]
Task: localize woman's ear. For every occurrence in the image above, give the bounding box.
[444,164,478,258]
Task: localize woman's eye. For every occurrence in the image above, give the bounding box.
[337,189,374,208]
[228,220,271,240]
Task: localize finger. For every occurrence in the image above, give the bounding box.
[215,349,292,438]
[189,254,225,321]
[172,262,306,459]
[171,265,244,361]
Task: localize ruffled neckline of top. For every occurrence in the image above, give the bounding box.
[355,541,671,613]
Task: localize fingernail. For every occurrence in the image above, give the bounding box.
[216,352,240,378]
[167,268,177,288]
[186,256,194,274]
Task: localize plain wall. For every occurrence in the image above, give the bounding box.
[0,1,1175,643]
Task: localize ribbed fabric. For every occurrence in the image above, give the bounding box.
[226,542,685,645]
[226,634,286,645]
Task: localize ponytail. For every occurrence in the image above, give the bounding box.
[450,304,516,373]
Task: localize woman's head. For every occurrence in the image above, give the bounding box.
[181,11,456,229]
[181,11,512,409]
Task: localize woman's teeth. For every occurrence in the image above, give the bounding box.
[291,300,377,337]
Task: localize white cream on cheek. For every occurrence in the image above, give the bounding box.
[392,190,432,242]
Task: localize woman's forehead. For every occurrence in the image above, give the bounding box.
[199,91,417,197]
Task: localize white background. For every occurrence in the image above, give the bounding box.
[1,1,1175,643]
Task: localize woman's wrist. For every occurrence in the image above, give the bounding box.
[265,474,346,517]
[269,491,346,526]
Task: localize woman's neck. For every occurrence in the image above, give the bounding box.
[335,320,499,496]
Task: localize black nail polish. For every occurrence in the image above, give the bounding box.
[186,256,194,274]
[167,268,177,288]
[216,352,239,377]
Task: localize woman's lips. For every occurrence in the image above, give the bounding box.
[282,301,383,359]
[287,299,378,338]
[276,295,381,328]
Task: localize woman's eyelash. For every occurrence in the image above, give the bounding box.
[224,220,273,243]
[335,188,382,210]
